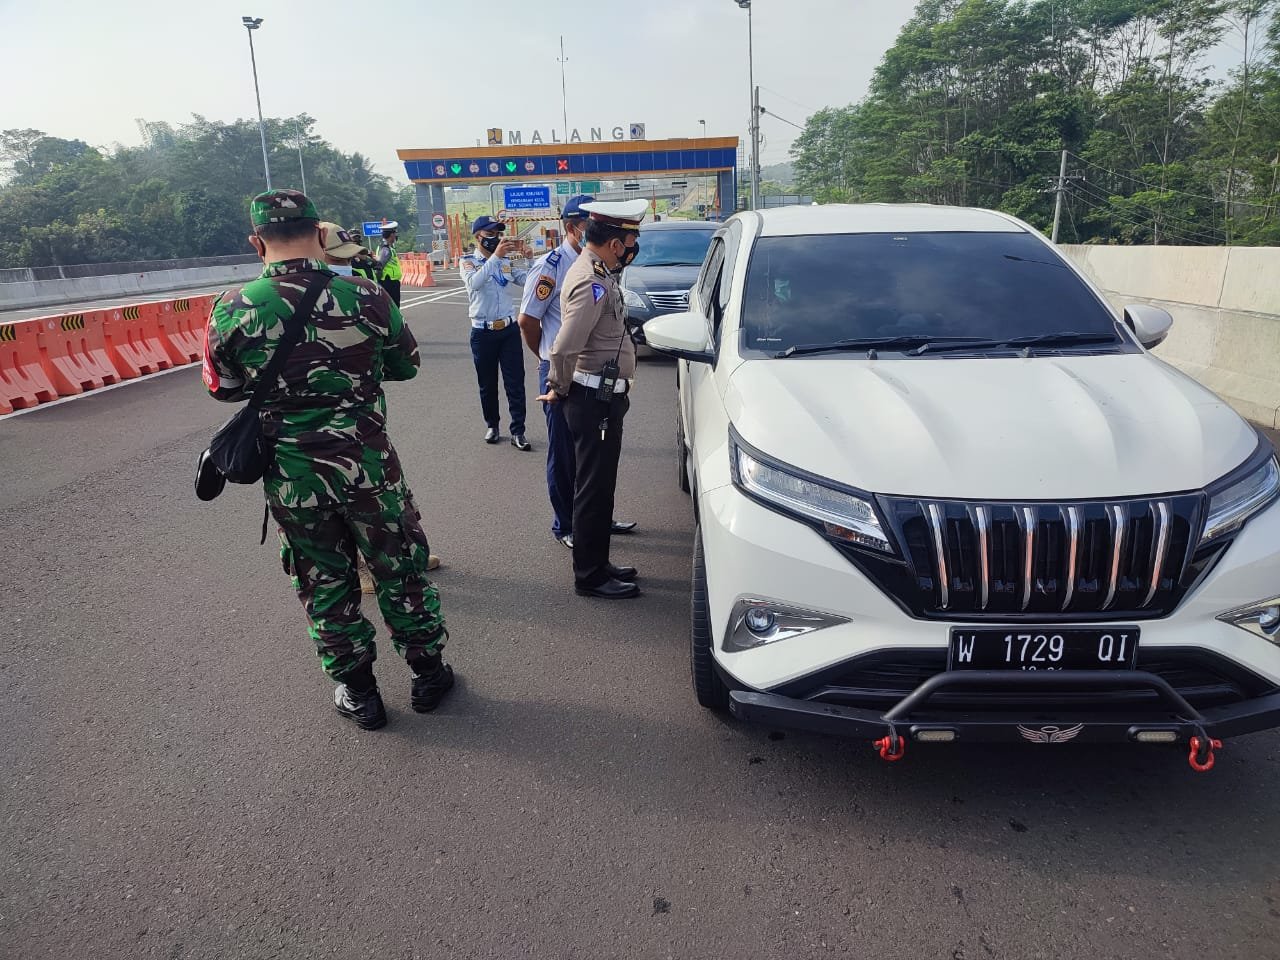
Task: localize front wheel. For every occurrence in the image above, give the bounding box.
[691,525,730,711]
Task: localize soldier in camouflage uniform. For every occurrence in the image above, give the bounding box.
[203,189,455,730]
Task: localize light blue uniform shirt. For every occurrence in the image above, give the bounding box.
[518,242,581,360]
[460,250,529,327]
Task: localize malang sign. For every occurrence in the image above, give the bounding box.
[487,124,646,146]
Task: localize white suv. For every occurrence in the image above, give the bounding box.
[643,204,1280,770]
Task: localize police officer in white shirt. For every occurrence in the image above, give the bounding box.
[518,196,638,548]
[460,216,532,449]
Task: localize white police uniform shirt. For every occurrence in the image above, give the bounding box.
[518,241,580,360]
[460,250,529,327]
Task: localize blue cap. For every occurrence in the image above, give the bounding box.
[562,195,595,221]
[470,215,506,235]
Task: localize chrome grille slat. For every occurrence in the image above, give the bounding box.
[646,290,690,310]
[1019,507,1035,611]
[1102,503,1128,611]
[1143,501,1171,607]
[926,502,949,609]
[973,505,990,611]
[1063,505,1081,611]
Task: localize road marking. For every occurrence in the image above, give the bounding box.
[401,287,466,308]
[0,363,198,421]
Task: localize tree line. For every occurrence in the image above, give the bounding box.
[0,117,414,268]
[791,0,1280,245]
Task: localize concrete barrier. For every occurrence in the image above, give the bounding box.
[1061,244,1280,430]
[0,262,261,312]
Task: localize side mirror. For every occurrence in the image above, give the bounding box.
[1123,304,1173,349]
[643,310,714,364]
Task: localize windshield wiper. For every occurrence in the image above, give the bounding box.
[775,335,990,359]
[637,260,697,267]
[909,331,1120,355]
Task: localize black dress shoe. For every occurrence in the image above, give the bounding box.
[610,520,637,534]
[575,577,641,599]
[606,563,638,581]
[555,533,574,549]
[411,661,456,713]
[511,433,532,451]
[334,684,387,730]
[484,427,500,444]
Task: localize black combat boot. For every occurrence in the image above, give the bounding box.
[333,663,387,730]
[410,655,456,713]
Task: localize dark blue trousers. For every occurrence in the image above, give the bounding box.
[469,324,526,436]
[539,359,577,538]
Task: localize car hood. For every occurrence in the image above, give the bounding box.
[724,354,1259,500]
[622,264,701,292]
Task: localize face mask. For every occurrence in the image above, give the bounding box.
[614,239,639,272]
[329,263,353,276]
[479,235,501,253]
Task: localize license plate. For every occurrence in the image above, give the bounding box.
[948,628,1140,671]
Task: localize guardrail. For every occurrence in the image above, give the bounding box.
[0,294,215,415]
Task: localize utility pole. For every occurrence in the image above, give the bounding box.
[753,85,762,210]
[295,119,307,195]
[558,36,569,142]
[1051,149,1067,243]
[242,16,272,191]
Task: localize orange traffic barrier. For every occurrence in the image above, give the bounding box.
[35,312,121,397]
[103,303,170,376]
[0,321,59,415]
[149,300,200,365]
[420,256,436,288]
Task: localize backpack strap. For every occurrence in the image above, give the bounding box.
[248,272,333,411]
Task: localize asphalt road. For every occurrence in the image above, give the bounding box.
[2,281,1279,960]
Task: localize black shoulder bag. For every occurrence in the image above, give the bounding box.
[195,273,331,500]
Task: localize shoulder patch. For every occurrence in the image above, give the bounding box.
[535,274,556,301]
[592,259,608,279]
[591,283,607,304]
[546,249,562,269]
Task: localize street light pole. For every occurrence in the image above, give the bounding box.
[242,16,272,191]
[735,0,760,210]
[700,119,707,138]
[557,36,569,142]
[295,119,307,195]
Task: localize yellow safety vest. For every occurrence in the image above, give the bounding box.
[381,245,403,281]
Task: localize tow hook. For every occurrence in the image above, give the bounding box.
[873,727,906,762]
[1188,734,1223,772]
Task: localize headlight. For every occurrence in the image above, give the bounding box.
[730,429,894,554]
[1200,450,1280,544]
[622,287,646,311]
[1217,596,1280,645]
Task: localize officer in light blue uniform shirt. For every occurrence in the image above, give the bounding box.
[461,215,532,449]
[518,196,636,547]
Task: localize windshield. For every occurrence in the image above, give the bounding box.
[631,228,716,267]
[742,231,1125,354]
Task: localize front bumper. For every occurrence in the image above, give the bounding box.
[729,668,1280,747]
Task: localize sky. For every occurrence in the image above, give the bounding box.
[0,0,917,184]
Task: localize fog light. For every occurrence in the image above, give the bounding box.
[723,598,850,652]
[1133,730,1179,744]
[914,729,957,742]
[744,607,777,635]
[1218,596,1280,644]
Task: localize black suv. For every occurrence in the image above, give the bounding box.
[620,220,717,355]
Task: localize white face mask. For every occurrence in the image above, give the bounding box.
[329,263,354,276]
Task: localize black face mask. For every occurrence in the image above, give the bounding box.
[479,235,502,253]
[614,240,639,272]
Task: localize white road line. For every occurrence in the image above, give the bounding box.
[0,362,198,421]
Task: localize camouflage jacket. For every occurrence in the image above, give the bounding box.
[203,258,419,509]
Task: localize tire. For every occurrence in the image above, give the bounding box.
[691,525,730,711]
[676,398,691,495]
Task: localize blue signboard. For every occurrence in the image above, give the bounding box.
[404,147,739,183]
[503,186,552,210]
[362,221,383,237]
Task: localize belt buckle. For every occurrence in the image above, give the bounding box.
[491,319,507,331]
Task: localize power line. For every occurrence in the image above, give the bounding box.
[1069,186,1224,244]
[1067,151,1276,213]
[1071,181,1226,242]
[759,86,819,115]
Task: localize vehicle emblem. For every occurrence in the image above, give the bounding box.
[1017,723,1084,744]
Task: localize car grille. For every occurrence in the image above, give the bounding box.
[646,290,690,311]
[794,649,1273,712]
[836,494,1221,621]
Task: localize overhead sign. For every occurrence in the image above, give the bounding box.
[503,186,552,210]
[485,125,644,146]
[431,213,446,229]
[362,221,383,237]
[555,182,572,195]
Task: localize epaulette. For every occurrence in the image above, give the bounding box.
[546,249,562,269]
[592,259,608,279]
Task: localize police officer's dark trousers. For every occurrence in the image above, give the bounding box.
[382,279,401,306]
[539,358,576,537]
[562,384,629,588]
[470,323,526,436]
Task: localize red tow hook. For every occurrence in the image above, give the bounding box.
[1188,735,1223,772]
[873,732,906,762]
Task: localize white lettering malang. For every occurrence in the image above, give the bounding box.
[500,125,639,145]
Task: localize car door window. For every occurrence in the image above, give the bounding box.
[695,239,726,339]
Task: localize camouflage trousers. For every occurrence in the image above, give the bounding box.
[271,489,447,682]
